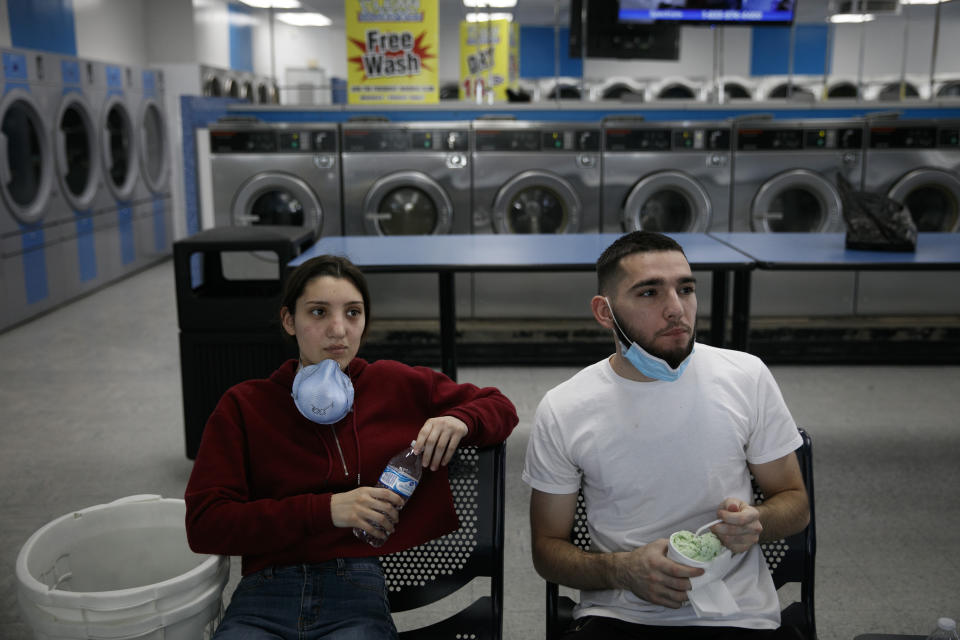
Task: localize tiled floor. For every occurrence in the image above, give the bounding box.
[1,260,958,640]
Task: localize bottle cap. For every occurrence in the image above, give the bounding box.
[938,618,957,631]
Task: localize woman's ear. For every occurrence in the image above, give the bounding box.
[280,307,296,336]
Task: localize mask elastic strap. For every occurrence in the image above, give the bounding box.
[603,297,634,348]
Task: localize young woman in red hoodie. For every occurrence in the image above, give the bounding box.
[185,255,518,639]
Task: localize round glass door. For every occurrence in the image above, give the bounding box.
[204,77,222,97]
[363,171,453,235]
[56,95,99,211]
[751,169,842,232]
[249,191,304,225]
[101,97,137,201]
[492,171,580,234]
[622,171,711,232]
[139,100,168,194]
[232,173,321,236]
[0,92,53,225]
[888,169,960,232]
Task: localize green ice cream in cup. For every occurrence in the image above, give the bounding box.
[670,530,723,562]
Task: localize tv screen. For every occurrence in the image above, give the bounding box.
[619,0,797,25]
[570,0,680,60]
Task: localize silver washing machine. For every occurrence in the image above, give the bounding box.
[471,120,601,319]
[209,121,340,237]
[0,47,60,331]
[732,119,866,316]
[857,121,960,314]
[340,120,472,319]
[51,54,111,306]
[95,61,141,282]
[340,121,472,236]
[208,121,341,280]
[602,120,731,233]
[472,120,601,234]
[209,122,343,279]
[133,68,173,267]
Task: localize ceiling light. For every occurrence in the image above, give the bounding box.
[828,12,876,20]
[238,0,301,8]
[465,12,514,21]
[900,0,946,4]
[276,12,332,26]
[462,0,518,7]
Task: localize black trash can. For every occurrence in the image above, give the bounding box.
[174,226,314,459]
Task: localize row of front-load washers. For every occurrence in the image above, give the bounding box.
[206,117,960,321]
[208,118,960,239]
[0,47,173,333]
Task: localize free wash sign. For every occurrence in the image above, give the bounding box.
[346,0,439,104]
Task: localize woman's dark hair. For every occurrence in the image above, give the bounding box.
[280,255,371,342]
[596,231,686,296]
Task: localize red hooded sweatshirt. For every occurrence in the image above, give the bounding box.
[185,358,518,576]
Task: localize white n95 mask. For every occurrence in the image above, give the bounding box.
[291,359,354,424]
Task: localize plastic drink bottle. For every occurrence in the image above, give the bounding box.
[926,618,960,640]
[353,441,423,547]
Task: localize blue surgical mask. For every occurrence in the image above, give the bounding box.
[291,359,354,424]
[603,297,694,382]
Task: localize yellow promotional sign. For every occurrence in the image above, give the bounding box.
[346,0,438,105]
[459,19,517,101]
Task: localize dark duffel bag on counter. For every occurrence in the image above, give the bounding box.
[837,173,917,252]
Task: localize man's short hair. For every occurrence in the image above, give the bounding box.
[596,231,687,295]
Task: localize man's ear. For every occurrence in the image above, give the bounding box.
[591,295,614,330]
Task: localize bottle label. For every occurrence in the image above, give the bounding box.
[379,465,419,499]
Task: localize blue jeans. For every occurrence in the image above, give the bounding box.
[212,559,398,640]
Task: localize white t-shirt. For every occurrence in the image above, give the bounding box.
[522,343,802,629]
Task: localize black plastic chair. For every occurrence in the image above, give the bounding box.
[545,429,816,640]
[382,442,506,639]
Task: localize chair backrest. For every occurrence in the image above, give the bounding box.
[381,442,506,640]
[546,429,816,639]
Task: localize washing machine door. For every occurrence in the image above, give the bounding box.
[138,99,169,196]
[887,168,960,232]
[0,90,54,226]
[751,169,842,232]
[622,170,712,232]
[492,170,581,234]
[363,171,453,236]
[232,172,322,237]
[101,95,138,202]
[55,93,100,211]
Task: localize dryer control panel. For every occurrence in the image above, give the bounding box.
[209,128,337,153]
[868,126,960,149]
[475,128,599,152]
[604,128,730,151]
[342,128,469,152]
[736,127,863,150]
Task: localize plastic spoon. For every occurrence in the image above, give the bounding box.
[695,519,723,537]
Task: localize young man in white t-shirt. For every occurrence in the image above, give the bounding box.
[523,231,810,639]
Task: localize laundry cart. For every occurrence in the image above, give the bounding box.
[173,226,312,458]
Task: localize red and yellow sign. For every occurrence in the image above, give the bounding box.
[459,19,518,102]
[346,0,439,104]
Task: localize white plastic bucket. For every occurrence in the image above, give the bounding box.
[16,495,229,640]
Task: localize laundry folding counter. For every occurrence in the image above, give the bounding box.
[710,232,960,353]
[289,233,755,381]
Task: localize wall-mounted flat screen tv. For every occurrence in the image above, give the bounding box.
[619,0,797,25]
[570,0,681,60]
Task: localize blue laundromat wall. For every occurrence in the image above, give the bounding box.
[7,0,77,54]
[228,3,255,73]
